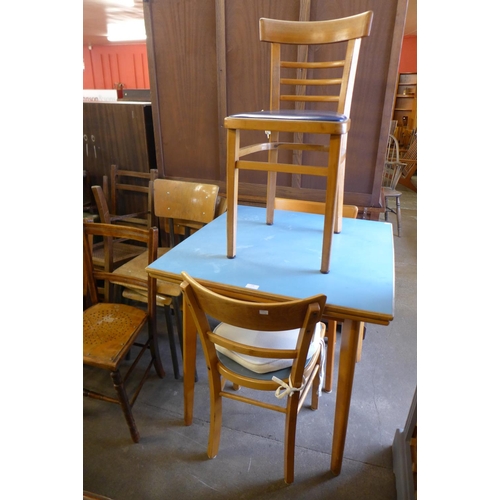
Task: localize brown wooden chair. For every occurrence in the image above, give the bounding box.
[382,134,406,237]
[108,165,159,230]
[154,178,220,247]
[397,134,417,192]
[112,179,222,378]
[91,184,147,270]
[180,271,326,484]
[224,12,373,274]
[83,222,164,443]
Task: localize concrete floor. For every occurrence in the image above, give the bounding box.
[83,185,417,499]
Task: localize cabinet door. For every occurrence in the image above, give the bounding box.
[83,102,156,186]
[83,103,107,187]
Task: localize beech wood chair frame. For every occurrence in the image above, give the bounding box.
[225,11,373,274]
[180,271,327,484]
[83,222,164,443]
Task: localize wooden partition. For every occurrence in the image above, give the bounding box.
[144,0,408,218]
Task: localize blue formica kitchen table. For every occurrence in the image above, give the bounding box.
[147,204,394,475]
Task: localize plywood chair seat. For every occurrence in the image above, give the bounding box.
[225,12,373,274]
[180,272,327,484]
[83,222,164,443]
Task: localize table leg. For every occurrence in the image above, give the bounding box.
[183,293,197,426]
[330,319,363,476]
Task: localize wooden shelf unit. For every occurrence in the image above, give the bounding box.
[393,72,417,130]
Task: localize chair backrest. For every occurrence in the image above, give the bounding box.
[385,134,400,164]
[153,179,220,245]
[400,135,417,179]
[382,134,405,190]
[83,222,158,308]
[180,272,326,388]
[109,165,159,228]
[260,11,373,117]
[274,197,358,219]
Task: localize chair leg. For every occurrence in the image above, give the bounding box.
[149,312,165,379]
[284,395,300,484]
[164,305,180,379]
[396,195,401,237]
[207,376,223,459]
[384,196,389,222]
[110,370,140,443]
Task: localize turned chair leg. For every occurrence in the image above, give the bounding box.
[110,370,140,443]
[395,194,401,237]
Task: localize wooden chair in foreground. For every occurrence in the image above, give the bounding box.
[180,272,327,484]
[112,179,222,379]
[83,222,164,443]
[224,11,373,274]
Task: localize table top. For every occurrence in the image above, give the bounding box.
[146,205,395,325]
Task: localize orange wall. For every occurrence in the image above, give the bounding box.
[399,35,417,74]
[83,44,150,90]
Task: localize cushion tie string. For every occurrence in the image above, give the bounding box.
[272,376,305,399]
[271,337,327,400]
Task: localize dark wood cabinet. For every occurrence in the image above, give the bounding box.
[83,101,156,189]
[144,0,409,219]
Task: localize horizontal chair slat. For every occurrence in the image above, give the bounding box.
[281,60,345,69]
[281,78,343,86]
[280,95,340,102]
[225,117,349,134]
[236,160,328,177]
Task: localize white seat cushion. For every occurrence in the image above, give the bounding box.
[213,322,323,374]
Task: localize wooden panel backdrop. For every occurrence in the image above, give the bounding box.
[144,0,408,217]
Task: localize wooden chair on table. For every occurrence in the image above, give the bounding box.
[224,11,373,274]
[382,134,406,237]
[83,222,164,443]
[180,272,327,484]
[113,178,222,379]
